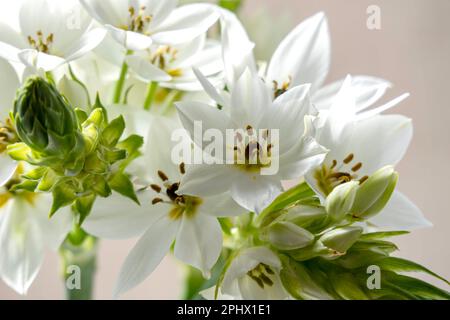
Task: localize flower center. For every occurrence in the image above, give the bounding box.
[122,6,153,33]
[149,163,202,220]
[314,153,368,196]
[273,76,292,99]
[0,118,18,154]
[247,263,276,289]
[148,46,182,77]
[233,126,273,172]
[27,30,54,53]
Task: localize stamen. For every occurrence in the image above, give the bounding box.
[262,263,275,275]
[152,198,163,205]
[158,170,169,181]
[259,273,274,286]
[150,184,161,193]
[351,162,362,172]
[330,159,337,169]
[179,162,185,175]
[359,176,369,184]
[343,154,354,164]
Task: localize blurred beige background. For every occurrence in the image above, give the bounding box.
[1,0,449,299]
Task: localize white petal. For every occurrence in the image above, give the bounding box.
[176,100,232,150]
[0,198,44,295]
[222,246,280,296]
[0,22,27,49]
[201,193,245,217]
[18,49,66,72]
[219,9,257,88]
[356,93,410,120]
[370,191,432,231]
[343,114,413,176]
[113,215,180,297]
[0,58,19,119]
[105,25,153,51]
[230,68,271,127]
[152,4,219,45]
[63,28,107,62]
[0,41,21,63]
[278,135,328,180]
[0,155,17,188]
[174,214,222,277]
[230,175,282,214]
[313,76,392,111]
[80,0,129,26]
[193,68,228,108]
[83,190,165,239]
[267,12,330,91]
[126,55,171,82]
[178,164,238,197]
[31,194,72,251]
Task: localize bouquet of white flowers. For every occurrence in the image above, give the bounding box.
[0,0,448,300]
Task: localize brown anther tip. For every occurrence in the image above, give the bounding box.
[179,162,186,175]
[150,184,162,193]
[351,162,363,172]
[330,159,337,169]
[359,176,369,184]
[343,153,354,164]
[152,198,163,205]
[157,170,169,181]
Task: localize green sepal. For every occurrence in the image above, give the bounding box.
[91,175,112,198]
[108,172,139,204]
[116,134,144,170]
[102,115,125,147]
[359,231,409,240]
[75,108,88,124]
[84,152,109,174]
[329,272,369,300]
[74,194,97,225]
[50,183,77,217]
[37,168,58,191]
[7,142,32,161]
[10,179,39,192]
[103,148,127,163]
[22,167,47,180]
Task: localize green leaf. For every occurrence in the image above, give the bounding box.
[383,272,450,300]
[279,255,335,300]
[329,272,369,300]
[360,231,409,240]
[376,257,449,285]
[108,172,139,204]
[102,115,125,147]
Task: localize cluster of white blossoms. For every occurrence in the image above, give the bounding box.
[0,0,447,300]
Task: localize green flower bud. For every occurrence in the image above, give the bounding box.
[263,221,314,250]
[219,0,242,12]
[14,76,84,159]
[325,181,359,221]
[320,226,363,254]
[351,166,398,219]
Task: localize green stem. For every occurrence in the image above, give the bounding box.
[160,90,183,115]
[59,230,98,300]
[113,61,129,104]
[143,82,158,110]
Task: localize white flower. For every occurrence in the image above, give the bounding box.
[80,0,219,50]
[0,58,20,187]
[176,68,327,213]
[220,10,392,111]
[0,0,106,72]
[0,191,72,294]
[83,115,243,297]
[125,34,224,91]
[306,76,431,231]
[219,247,289,300]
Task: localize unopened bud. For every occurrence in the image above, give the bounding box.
[325,181,359,221]
[320,226,363,254]
[351,166,398,219]
[264,221,314,250]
